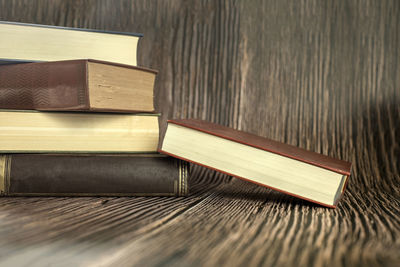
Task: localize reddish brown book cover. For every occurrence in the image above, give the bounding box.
[0,59,157,113]
[159,119,351,208]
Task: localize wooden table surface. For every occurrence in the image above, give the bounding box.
[0,1,399,266]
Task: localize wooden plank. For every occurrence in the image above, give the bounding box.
[88,181,400,266]
[0,169,230,265]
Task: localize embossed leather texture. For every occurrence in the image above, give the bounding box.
[0,59,157,112]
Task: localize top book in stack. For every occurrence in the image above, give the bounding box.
[0,21,141,66]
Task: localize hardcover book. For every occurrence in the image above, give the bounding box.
[159,119,351,208]
[0,59,157,112]
[0,154,189,196]
[0,21,142,66]
[0,110,159,153]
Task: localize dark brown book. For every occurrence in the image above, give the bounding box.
[159,119,351,208]
[0,154,189,196]
[0,59,157,112]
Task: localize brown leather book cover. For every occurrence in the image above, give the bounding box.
[0,59,157,112]
[0,154,189,196]
[159,119,351,208]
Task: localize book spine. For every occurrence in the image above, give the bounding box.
[0,60,88,110]
[0,155,189,196]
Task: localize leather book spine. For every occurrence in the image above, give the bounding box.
[0,60,89,110]
[0,154,189,196]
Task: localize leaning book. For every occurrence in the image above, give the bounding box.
[159,119,351,208]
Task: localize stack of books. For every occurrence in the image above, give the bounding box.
[0,21,351,208]
[0,21,188,197]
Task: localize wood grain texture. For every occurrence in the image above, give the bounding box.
[0,0,399,266]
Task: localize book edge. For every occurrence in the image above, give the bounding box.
[0,59,158,74]
[2,192,178,197]
[333,174,350,206]
[167,120,351,176]
[0,59,39,65]
[87,59,158,74]
[0,20,143,37]
[0,155,5,194]
[0,150,159,154]
[84,60,90,109]
[158,149,337,208]
[0,109,160,115]
[1,153,167,157]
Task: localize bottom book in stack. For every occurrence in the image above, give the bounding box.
[0,110,189,197]
[0,154,188,196]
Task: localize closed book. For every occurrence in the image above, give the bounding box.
[0,110,159,153]
[0,154,189,196]
[159,119,351,208]
[0,21,142,66]
[0,59,157,112]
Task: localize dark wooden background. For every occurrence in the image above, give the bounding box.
[0,0,399,266]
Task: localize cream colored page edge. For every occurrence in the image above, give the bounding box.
[0,113,158,152]
[87,62,155,111]
[0,24,138,66]
[162,124,343,205]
